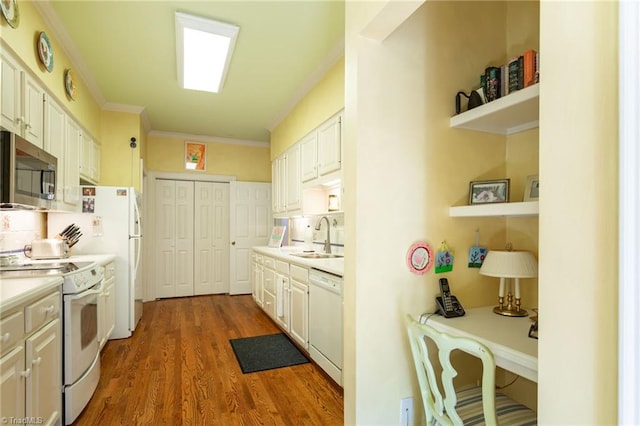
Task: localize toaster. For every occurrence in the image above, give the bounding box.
[24,239,70,259]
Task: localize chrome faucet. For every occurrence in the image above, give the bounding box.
[315,216,331,254]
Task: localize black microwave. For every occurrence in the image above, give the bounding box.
[0,130,57,210]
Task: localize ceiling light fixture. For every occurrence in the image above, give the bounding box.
[175,12,239,93]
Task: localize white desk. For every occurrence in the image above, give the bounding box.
[421,306,538,383]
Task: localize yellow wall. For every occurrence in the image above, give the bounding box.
[1,1,102,139]
[145,134,271,182]
[270,57,344,159]
[100,110,144,188]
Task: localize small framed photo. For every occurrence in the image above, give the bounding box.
[523,174,539,201]
[468,179,510,205]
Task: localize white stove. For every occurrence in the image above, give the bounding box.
[0,261,102,293]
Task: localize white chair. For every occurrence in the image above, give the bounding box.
[405,314,537,425]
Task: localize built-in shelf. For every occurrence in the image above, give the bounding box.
[449,201,539,218]
[450,84,539,135]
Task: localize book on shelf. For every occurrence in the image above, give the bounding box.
[518,55,524,90]
[507,57,520,93]
[484,66,501,102]
[524,49,537,87]
[500,64,507,97]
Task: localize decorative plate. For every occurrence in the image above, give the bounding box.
[64,69,77,100]
[37,32,54,72]
[1,0,19,28]
[406,241,435,275]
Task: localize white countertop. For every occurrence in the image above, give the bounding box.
[252,246,344,277]
[0,275,63,314]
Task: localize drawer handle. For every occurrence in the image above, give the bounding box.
[1,333,10,343]
[20,368,31,378]
[43,305,55,315]
[32,357,42,366]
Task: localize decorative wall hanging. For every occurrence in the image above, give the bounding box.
[185,141,206,171]
[64,69,77,100]
[1,0,19,28]
[37,32,54,72]
[406,241,434,275]
[468,229,487,268]
[435,241,455,274]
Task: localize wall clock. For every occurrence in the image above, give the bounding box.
[406,241,435,275]
[1,0,19,28]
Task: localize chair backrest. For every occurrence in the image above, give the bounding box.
[405,314,498,426]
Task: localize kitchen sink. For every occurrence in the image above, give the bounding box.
[290,253,344,259]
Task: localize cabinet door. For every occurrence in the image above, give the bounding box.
[92,141,101,182]
[104,280,115,343]
[285,144,301,211]
[44,95,66,204]
[300,132,318,183]
[318,113,342,176]
[22,74,45,148]
[290,279,308,349]
[79,134,92,180]
[275,274,290,331]
[25,318,61,425]
[271,158,281,213]
[0,52,21,134]
[0,345,26,420]
[64,118,82,208]
[252,263,264,307]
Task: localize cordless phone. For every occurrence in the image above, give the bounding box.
[435,278,465,318]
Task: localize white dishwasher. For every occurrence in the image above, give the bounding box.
[308,268,343,386]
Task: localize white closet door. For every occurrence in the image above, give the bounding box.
[229,182,272,295]
[155,180,194,298]
[194,182,229,295]
[174,181,194,297]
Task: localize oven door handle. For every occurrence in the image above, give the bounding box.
[67,281,104,300]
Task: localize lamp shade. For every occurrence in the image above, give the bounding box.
[479,250,538,278]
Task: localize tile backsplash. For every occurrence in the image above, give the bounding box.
[0,211,46,257]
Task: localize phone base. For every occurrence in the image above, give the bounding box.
[493,306,528,317]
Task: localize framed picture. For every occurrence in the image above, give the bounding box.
[523,174,539,201]
[185,141,206,171]
[468,179,510,204]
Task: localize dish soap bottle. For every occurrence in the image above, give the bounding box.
[304,225,313,252]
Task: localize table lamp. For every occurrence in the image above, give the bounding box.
[479,250,538,317]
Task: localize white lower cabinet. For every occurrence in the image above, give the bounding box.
[0,289,62,425]
[251,250,310,351]
[289,264,309,349]
[98,262,116,349]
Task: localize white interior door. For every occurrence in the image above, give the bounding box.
[155,180,194,298]
[229,182,272,295]
[194,182,230,295]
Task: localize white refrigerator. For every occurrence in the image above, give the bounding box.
[48,186,143,339]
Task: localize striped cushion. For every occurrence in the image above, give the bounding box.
[454,386,537,425]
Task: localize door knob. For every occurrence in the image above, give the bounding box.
[231,241,236,245]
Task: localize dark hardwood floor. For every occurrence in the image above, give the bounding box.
[73,295,343,425]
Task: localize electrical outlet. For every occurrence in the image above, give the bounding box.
[400,397,414,425]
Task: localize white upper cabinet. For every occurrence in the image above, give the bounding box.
[317,112,342,177]
[80,133,101,183]
[64,117,82,209]
[300,132,318,183]
[44,95,66,204]
[285,144,301,212]
[1,53,45,147]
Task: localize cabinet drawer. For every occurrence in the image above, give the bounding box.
[264,256,275,269]
[256,254,263,265]
[24,291,60,334]
[104,262,115,280]
[290,264,309,283]
[263,291,276,320]
[0,310,24,355]
[263,268,276,294]
[276,260,289,275]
